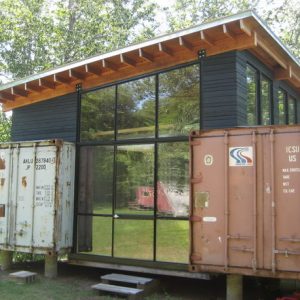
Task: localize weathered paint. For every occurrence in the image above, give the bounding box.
[190,125,300,279]
[0,140,75,255]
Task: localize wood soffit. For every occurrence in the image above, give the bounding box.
[1,12,300,111]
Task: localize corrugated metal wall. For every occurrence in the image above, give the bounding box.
[11,93,77,142]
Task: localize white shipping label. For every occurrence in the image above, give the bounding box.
[229,146,253,167]
[203,216,217,222]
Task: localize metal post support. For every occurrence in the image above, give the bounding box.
[226,274,243,300]
[45,253,58,278]
[0,250,13,271]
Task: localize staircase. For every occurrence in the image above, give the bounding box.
[91,273,159,299]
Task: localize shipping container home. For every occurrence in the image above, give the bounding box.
[0,10,300,281]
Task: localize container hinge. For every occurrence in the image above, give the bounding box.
[230,246,254,253]
[190,253,202,261]
[190,216,202,222]
[191,177,202,184]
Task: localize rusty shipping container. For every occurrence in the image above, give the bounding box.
[0,140,75,254]
[189,126,300,280]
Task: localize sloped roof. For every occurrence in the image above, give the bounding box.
[0,10,299,111]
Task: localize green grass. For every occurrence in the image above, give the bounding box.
[81,207,189,263]
[0,277,95,300]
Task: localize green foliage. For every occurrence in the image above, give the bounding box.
[0,108,11,142]
[0,0,158,79]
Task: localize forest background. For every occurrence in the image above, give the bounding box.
[0,0,299,141]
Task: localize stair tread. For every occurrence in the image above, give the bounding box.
[92,283,143,295]
[101,273,153,285]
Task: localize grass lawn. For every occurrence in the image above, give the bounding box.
[80,207,189,263]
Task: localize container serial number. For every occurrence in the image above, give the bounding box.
[36,164,46,170]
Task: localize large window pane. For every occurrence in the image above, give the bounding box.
[80,86,115,141]
[159,65,200,137]
[78,216,112,255]
[278,89,287,124]
[78,146,114,215]
[157,142,189,217]
[156,220,189,263]
[114,219,153,260]
[260,77,271,125]
[288,96,296,124]
[246,66,257,125]
[117,76,155,139]
[116,144,154,215]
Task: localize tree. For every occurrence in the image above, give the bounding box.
[0,0,158,79]
[0,107,11,142]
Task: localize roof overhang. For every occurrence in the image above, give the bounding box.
[0,10,299,111]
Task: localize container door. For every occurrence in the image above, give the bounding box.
[263,130,300,272]
[190,130,259,271]
[32,146,57,249]
[14,147,37,248]
[0,148,12,247]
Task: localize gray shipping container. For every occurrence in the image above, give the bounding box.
[0,140,75,255]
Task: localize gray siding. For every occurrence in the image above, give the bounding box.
[11,93,78,142]
[202,51,239,129]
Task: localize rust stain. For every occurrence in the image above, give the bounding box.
[0,178,5,188]
[22,176,27,188]
[0,158,5,170]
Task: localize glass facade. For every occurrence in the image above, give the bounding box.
[77,63,200,263]
[246,66,257,125]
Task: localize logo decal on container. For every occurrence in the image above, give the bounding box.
[229,147,253,167]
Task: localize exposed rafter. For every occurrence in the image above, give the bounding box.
[102,59,118,71]
[85,63,102,76]
[200,31,214,46]
[25,82,44,92]
[139,48,154,63]
[39,78,56,90]
[11,87,29,98]
[120,54,137,67]
[178,36,195,53]
[0,92,15,101]
[158,42,174,56]
[222,24,234,39]
[69,69,86,80]
[54,74,72,85]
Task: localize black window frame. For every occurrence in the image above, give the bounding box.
[75,60,201,263]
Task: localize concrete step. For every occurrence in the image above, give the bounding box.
[101,273,154,287]
[9,270,37,283]
[91,282,143,299]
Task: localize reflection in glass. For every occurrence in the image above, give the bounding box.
[260,77,271,125]
[157,220,189,263]
[116,144,154,214]
[159,65,200,137]
[157,142,189,217]
[78,216,112,255]
[80,86,115,141]
[246,66,257,125]
[117,76,155,139]
[288,97,296,124]
[278,89,287,124]
[78,146,114,214]
[114,219,153,260]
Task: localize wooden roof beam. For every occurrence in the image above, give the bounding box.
[256,36,288,69]
[25,82,44,92]
[120,54,137,67]
[11,87,29,98]
[54,74,72,85]
[39,78,56,90]
[222,24,234,39]
[69,69,86,80]
[85,63,102,76]
[158,42,174,56]
[0,92,15,101]
[239,19,252,36]
[102,59,118,72]
[200,31,214,46]
[275,65,292,80]
[138,49,154,63]
[178,36,195,52]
